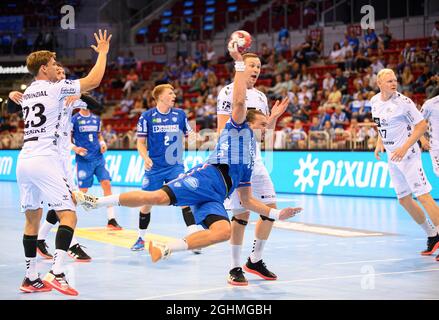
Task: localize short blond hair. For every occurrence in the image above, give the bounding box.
[26,50,56,76]
[242,53,259,61]
[152,84,174,101]
[377,68,395,81]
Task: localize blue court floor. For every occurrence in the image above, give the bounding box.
[1,181,439,300]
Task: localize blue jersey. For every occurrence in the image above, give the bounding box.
[137,107,191,169]
[207,118,256,196]
[71,112,102,161]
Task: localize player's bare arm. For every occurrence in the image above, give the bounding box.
[237,186,302,220]
[229,42,247,124]
[137,137,153,170]
[79,29,112,93]
[374,135,385,161]
[391,120,428,162]
[266,96,290,130]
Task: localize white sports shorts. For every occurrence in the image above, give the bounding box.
[17,155,75,213]
[388,152,432,199]
[225,158,276,214]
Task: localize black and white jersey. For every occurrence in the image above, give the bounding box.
[421,95,439,151]
[217,83,269,116]
[371,91,424,154]
[19,79,81,159]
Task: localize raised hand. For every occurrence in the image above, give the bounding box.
[270,96,290,119]
[278,207,303,220]
[227,40,243,62]
[64,95,81,107]
[9,91,23,104]
[91,29,112,55]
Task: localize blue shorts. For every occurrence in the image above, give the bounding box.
[164,164,230,228]
[76,157,111,189]
[142,164,185,191]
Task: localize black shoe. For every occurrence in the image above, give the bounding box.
[36,240,53,259]
[107,218,122,230]
[227,267,248,286]
[68,244,92,262]
[20,276,52,293]
[421,233,439,256]
[243,258,277,280]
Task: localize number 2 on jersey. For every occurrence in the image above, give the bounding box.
[23,104,47,129]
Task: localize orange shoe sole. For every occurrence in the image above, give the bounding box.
[43,280,79,296]
[227,279,248,286]
[243,265,277,281]
[421,241,439,256]
[36,248,53,260]
[107,225,122,231]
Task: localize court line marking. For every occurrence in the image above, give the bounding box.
[323,258,411,266]
[136,267,439,300]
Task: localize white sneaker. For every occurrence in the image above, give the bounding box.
[73,191,98,211]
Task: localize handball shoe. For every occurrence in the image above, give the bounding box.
[37,240,53,259]
[421,233,439,255]
[227,267,248,286]
[244,258,277,280]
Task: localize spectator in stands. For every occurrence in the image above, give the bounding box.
[129,99,144,119]
[288,94,301,118]
[370,56,385,74]
[346,29,360,53]
[268,74,284,99]
[278,28,289,42]
[322,120,335,142]
[413,44,427,67]
[103,124,118,148]
[349,92,366,121]
[122,68,139,98]
[110,70,125,89]
[334,68,348,95]
[364,28,378,50]
[32,32,44,51]
[427,40,439,73]
[309,116,327,149]
[329,42,345,64]
[124,51,137,69]
[378,25,393,50]
[297,84,313,105]
[297,96,312,122]
[260,43,272,65]
[205,44,216,64]
[414,65,433,93]
[325,84,342,109]
[317,106,331,130]
[363,66,377,89]
[121,129,136,149]
[275,37,290,55]
[360,118,377,150]
[344,50,355,73]
[282,73,295,92]
[398,66,414,92]
[426,74,439,98]
[354,48,371,71]
[11,128,24,149]
[13,33,29,55]
[331,106,349,129]
[431,20,439,40]
[323,72,335,92]
[0,130,13,149]
[402,42,415,64]
[189,70,205,93]
[287,120,307,150]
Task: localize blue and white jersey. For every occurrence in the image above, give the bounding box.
[71,112,102,161]
[137,107,192,169]
[207,118,256,196]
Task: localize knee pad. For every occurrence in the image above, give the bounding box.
[231,216,248,226]
[260,215,275,222]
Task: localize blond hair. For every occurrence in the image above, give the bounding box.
[242,53,259,61]
[152,84,174,101]
[377,68,395,81]
[26,50,56,76]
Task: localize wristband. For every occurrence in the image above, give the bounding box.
[268,208,281,220]
[234,61,245,72]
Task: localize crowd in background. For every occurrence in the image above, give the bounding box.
[1,23,439,150]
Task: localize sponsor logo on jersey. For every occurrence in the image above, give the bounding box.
[142,176,149,188]
[152,124,179,133]
[61,87,76,95]
[79,125,99,132]
[172,117,177,122]
[153,118,161,123]
[183,176,199,190]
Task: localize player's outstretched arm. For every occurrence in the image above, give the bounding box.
[237,186,302,220]
[228,41,247,125]
[7,91,23,113]
[79,29,112,93]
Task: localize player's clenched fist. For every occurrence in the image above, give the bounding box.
[91,29,112,54]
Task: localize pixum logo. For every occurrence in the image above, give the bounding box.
[292,154,392,194]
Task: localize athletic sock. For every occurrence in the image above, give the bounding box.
[138,212,150,239]
[52,225,74,274]
[182,207,196,226]
[167,239,188,252]
[23,234,38,281]
[38,210,58,240]
[420,219,437,237]
[249,238,266,263]
[231,244,242,269]
[106,206,116,220]
[97,195,120,207]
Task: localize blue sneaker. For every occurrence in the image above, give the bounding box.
[131,237,145,251]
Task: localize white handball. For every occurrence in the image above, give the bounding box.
[228,30,252,54]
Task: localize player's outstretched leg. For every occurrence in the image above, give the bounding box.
[100,180,123,230]
[149,219,230,262]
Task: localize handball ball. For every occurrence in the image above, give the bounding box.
[229,30,252,54]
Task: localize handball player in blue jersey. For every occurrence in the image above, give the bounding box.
[130,83,200,252]
[75,40,302,263]
[71,108,122,230]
